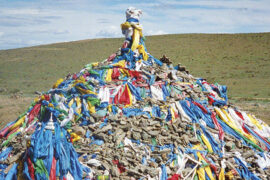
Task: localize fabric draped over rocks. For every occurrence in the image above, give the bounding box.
[1,7,270,180]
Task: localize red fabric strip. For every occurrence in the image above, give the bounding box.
[28,103,41,125]
[49,156,57,180]
[211,112,224,141]
[27,155,35,180]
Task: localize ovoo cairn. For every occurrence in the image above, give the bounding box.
[1,7,270,180]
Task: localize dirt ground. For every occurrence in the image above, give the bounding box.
[0,95,32,129]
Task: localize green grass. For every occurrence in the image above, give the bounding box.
[1,33,270,98]
[0,38,124,95]
[0,33,269,126]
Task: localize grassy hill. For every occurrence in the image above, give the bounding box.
[0,33,270,128]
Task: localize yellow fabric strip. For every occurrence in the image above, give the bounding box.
[73,76,86,86]
[77,87,97,95]
[215,107,257,144]
[87,101,96,114]
[218,168,225,180]
[108,105,112,113]
[70,133,80,142]
[121,22,131,30]
[125,84,133,107]
[205,165,215,180]
[68,99,74,107]
[193,144,215,180]
[197,152,215,180]
[10,116,25,131]
[92,62,99,67]
[75,97,81,114]
[201,134,214,153]
[170,107,176,122]
[220,108,239,130]
[131,28,140,51]
[247,114,263,130]
[197,152,206,180]
[105,68,113,82]
[53,78,64,89]
[222,108,258,144]
[225,171,234,180]
[197,167,206,180]
[113,60,126,68]
[137,45,148,60]
[119,68,130,77]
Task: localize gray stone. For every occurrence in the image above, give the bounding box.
[111,166,120,177]
[141,131,150,140]
[225,141,235,151]
[132,131,141,140]
[147,130,160,136]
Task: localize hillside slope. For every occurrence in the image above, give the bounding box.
[0,33,269,127]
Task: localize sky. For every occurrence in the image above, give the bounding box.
[0,0,270,50]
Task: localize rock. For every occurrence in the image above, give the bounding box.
[120,120,127,125]
[235,140,242,149]
[243,150,255,158]
[72,126,86,136]
[147,130,160,136]
[35,91,42,95]
[132,131,141,140]
[225,141,235,151]
[141,131,149,140]
[116,132,126,145]
[189,137,200,144]
[181,134,190,145]
[111,166,120,177]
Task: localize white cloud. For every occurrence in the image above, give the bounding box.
[145,30,167,36]
[96,25,122,38]
[26,40,44,45]
[0,0,269,49]
[54,30,69,35]
[156,0,270,11]
[144,1,270,33]
[0,8,42,15]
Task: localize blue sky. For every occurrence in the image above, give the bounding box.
[0,0,269,50]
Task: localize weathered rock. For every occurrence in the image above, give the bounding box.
[132,131,141,140]
[225,141,235,151]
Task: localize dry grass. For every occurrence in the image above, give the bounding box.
[0,95,32,129]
